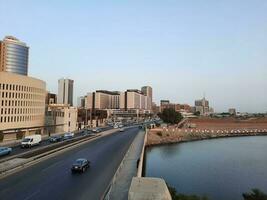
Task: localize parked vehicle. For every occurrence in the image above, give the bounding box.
[118,124,123,128]
[119,128,125,132]
[21,135,42,148]
[63,132,74,140]
[0,147,12,156]
[92,128,101,133]
[113,125,119,129]
[71,158,90,173]
[49,135,62,143]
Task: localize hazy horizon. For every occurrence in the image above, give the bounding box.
[0,0,266,112]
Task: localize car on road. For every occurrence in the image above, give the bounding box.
[49,135,63,143]
[0,147,12,156]
[92,128,101,133]
[113,125,118,129]
[119,128,125,132]
[63,132,74,140]
[21,135,42,148]
[71,158,90,173]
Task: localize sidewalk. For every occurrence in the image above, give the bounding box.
[108,130,145,200]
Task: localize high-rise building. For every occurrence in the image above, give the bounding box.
[141,86,152,111]
[0,36,29,76]
[77,96,86,108]
[194,97,212,116]
[58,78,74,106]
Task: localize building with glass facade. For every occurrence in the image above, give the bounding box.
[0,36,29,76]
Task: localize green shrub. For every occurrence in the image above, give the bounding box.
[168,184,209,200]
[243,189,267,200]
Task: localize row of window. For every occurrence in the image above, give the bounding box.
[46,111,65,117]
[0,91,44,100]
[0,83,44,93]
[0,115,43,123]
[1,107,44,115]
[1,100,43,107]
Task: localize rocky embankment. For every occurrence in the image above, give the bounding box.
[147,127,267,146]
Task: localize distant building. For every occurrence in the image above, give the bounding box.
[194,97,213,116]
[152,102,160,114]
[58,78,74,106]
[175,104,191,113]
[141,86,152,111]
[160,100,170,106]
[0,36,29,76]
[160,100,174,112]
[45,104,77,133]
[120,89,148,110]
[77,96,86,108]
[86,90,120,109]
[229,108,236,115]
[45,92,57,105]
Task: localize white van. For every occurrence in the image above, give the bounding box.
[21,135,42,148]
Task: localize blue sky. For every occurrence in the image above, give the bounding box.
[0,0,266,112]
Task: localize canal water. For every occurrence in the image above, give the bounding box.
[145,136,267,200]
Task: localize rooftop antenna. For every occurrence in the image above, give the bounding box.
[203,92,206,99]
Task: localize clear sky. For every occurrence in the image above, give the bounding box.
[0,0,266,112]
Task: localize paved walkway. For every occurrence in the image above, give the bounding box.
[108,130,145,200]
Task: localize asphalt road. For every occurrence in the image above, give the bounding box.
[0,127,140,200]
[0,126,113,162]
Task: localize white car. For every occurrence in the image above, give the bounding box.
[21,135,42,148]
[119,128,125,132]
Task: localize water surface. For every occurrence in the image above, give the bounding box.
[145,136,267,200]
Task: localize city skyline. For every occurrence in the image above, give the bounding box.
[1,1,266,112]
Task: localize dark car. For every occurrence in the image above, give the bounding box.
[71,158,90,173]
[49,135,62,143]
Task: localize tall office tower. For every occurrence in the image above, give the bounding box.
[58,78,74,106]
[0,36,29,76]
[141,86,153,110]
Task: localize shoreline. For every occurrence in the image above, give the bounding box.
[146,132,267,147]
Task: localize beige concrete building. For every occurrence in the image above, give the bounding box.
[0,72,46,135]
[45,104,77,133]
[86,90,120,109]
[120,90,148,110]
[0,36,29,76]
